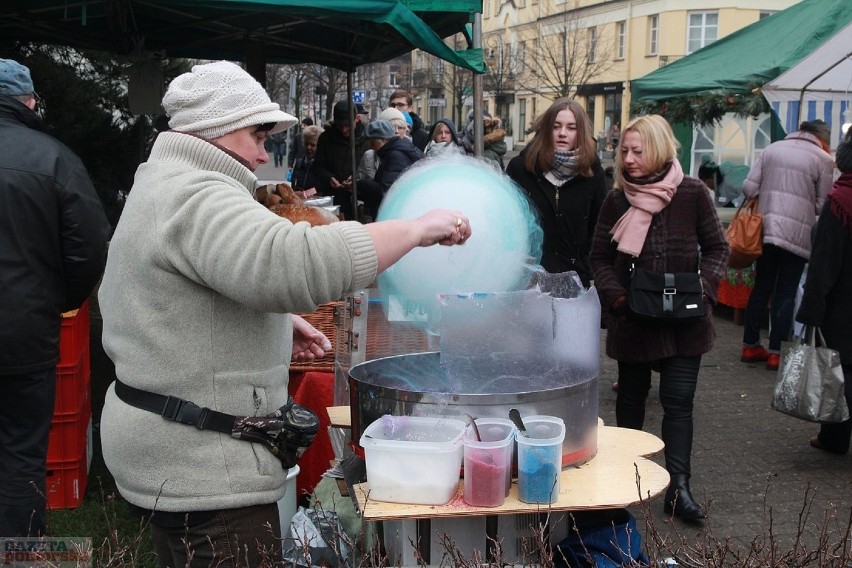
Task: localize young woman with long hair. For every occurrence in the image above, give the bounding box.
[505,98,608,286]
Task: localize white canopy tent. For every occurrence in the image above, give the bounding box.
[762,21,852,145]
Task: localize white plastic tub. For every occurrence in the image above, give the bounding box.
[360,415,465,505]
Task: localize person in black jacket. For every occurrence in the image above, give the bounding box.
[796,128,852,455]
[0,58,110,536]
[359,119,423,220]
[506,98,608,286]
[313,100,369,219]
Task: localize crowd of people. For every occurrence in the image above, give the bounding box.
[268,90,519,221]
[4,54,851,568]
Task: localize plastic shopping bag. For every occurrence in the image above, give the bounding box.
[772,327,849,423]
[282,507,352,568]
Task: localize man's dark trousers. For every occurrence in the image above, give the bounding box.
[0,368,55,536]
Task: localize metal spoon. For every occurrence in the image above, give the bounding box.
[509,408,527,437]
[465,412,482,441]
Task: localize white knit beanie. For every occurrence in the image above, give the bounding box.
[379,107,407,124]
[163,61,297,139]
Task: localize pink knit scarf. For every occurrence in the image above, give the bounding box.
[610,159,684,256]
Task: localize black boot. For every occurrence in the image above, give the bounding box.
[664,474,705,522]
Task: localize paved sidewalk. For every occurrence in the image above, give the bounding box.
[600,306,852,554]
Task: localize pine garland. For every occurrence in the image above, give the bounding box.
[630,87,770,127]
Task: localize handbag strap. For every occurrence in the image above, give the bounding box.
[814,326,828,348]
[630,261,701,278]
[733,196,758,220]
[796,325,828,348]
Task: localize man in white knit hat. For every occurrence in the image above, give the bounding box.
[98,61,472,567]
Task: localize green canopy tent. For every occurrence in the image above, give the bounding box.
[630,0,851,155]
[0,0,485,73]
[2,0,486,216]
[631,0,850,102]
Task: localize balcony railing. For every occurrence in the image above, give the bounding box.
[658,55,683,67]
[412,69,442,89]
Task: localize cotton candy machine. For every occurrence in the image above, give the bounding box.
[339,158,601,468]
[349,352,598,467]
[347,274,602,468]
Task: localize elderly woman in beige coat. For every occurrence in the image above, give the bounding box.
[98,61,471,568]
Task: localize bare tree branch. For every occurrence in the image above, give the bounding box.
[516,1,616,102]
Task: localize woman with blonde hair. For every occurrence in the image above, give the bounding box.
[590,114,728,522]
[506,97,607,286]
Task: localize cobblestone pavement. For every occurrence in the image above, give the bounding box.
[598,306,852,557]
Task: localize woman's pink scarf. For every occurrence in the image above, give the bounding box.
[610,159,684,257]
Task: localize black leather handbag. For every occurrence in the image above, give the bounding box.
[627,265,705,324]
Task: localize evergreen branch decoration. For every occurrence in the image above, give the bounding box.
[630,86,770,127]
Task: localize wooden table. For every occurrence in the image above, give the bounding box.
[328,406,668,563]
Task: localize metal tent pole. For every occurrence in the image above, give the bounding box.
[473,12,484,157]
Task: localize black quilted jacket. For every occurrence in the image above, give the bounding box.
[0,95,110,374]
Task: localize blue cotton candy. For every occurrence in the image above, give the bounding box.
[376,155,543,327]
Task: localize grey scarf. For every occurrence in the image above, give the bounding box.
[545,150,579,186]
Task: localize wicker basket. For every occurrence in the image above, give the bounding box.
[290,302,342,374]
[363,301,431,361]
[290,298,432,374]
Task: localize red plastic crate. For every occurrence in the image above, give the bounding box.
[54,354,91,418]
[59,301,90,368]
[48,393,91,463]
[45,438,90,510]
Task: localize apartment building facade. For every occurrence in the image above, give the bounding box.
[409,0,800,165]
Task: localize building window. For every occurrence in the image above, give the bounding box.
[587,27,598,64]
[388,72,399,88]
[616,21,626,60]
[687,11,718,54]
[518,98,527,142]
[605,92,621,131]
[586,95,595,128]
[433,59,444,80]
[647,14,659,56]
[516,41,526,74]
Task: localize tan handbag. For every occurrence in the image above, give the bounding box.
[725,197,763,269]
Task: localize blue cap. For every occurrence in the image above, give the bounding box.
[0,59,34,96]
